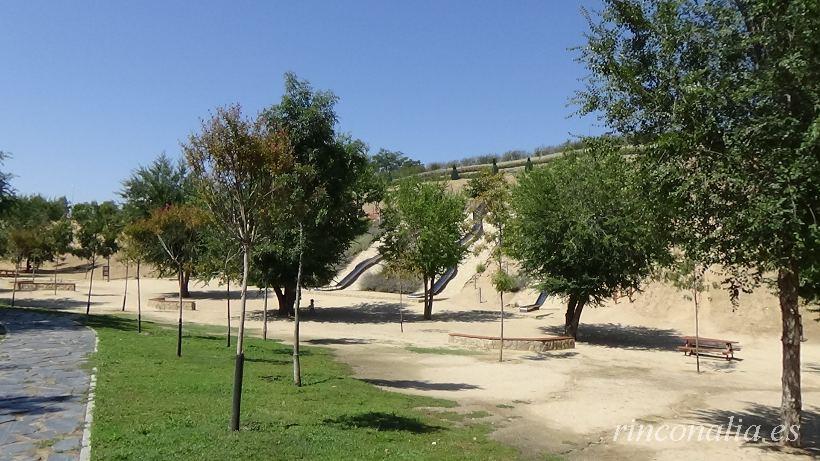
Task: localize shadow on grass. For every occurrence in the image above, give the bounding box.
[690,403,819,455]
[540,323,682,351]
[361,378,480,391]
[304,303,504,325]
[325,412,440,433]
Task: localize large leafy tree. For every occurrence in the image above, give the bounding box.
[0,151,13,217]
[255,74,382,316]
[120,153,198,296]
[576,0,819,445]
[185,104,291,431]
[72,201,122,314]
[508,141,664,339]
[380,178,467,320]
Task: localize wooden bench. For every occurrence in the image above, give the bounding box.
[14,281,76,291]
[0,270,19,278]
[449,332,575,353]
[677,336,740,360]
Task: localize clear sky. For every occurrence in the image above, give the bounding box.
[1,0,603,203]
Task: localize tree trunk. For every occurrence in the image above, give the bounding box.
[11,259,19,307]
[53,259,59,296]
[180,271,191,298]
[293,223,304,387]
[226,278,231,348]
[778,263,802,447]
[274,284,297,316]
[263,284,268,341]
[563,294,578,336]
[136,261,142,333]
[423,275,435,320]
[230,247,250,432]
[499,291,504,363]
[399,281,404,333]
[422,276,431,320]
[121,262,129,312]
[106,256,111,281]
[86,259,95,315]
[567,296,587,340]
[178,270,190,299]
[177,267,183,357]
[693,280,701,374]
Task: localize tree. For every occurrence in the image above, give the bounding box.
[450,165,460,180]
[576,0,820,445]
[507,141,664,339]
[254,74,381,317]
[185,104,290,431]
[120,153,197,296]
[524,157,533,172]
[492,269,516,362]
[197,225,241,347]
[135,205,206,357]
[72,201,122,315]
[380,178,468,319]
[0,151,14,217]
[369,148,423,180]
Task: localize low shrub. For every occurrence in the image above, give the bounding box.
[360,269,422,293]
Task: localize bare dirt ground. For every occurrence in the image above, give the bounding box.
[3,258,819,460]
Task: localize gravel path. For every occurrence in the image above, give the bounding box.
[0,309,96,461]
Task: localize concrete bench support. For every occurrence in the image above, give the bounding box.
[448,332,574,353]
[149,297,196,311]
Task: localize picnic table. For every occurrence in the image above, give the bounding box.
[678,336,740,360]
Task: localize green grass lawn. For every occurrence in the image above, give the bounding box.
[82,314,522,460]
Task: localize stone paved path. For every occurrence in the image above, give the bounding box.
[0,309,96,461]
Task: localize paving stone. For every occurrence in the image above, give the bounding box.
[52,436,81,452]
[0,310,95,461]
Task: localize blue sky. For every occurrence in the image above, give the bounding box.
[1,1,603,203]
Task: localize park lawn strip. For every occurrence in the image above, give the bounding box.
[83,314,522,460]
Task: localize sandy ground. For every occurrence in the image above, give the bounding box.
[3,259,819,460]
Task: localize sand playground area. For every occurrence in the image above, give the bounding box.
[4,258,819,461]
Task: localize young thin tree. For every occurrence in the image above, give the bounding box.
[138,205,206,357]
[577,0,820,444]
[185,104,290,431]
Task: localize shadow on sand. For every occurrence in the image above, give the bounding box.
[540,323,683,351]
[689,403,819,456]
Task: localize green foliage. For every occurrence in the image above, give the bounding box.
[380,178,467,282]
[2,195,71,267]
[0,151,13,216]
[82,314,519,460]
[524,157,533,172]
[359,269,421,294]
[71,201,122,262]
[475,263,486,274]
[130,204,207,278]
[253,74,381,303]
[120,153,193,222]
[369,148,423,180]
[491,269,517,294]
[491,159,498,175]
[380,178,467,318]
[576,0,820,301]
[508,140,665,305]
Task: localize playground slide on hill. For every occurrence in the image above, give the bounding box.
[519,291,549,312]
[318,242,383,291]
[408,217,484,298]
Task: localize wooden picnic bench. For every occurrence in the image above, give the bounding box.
[677,336,740,360]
